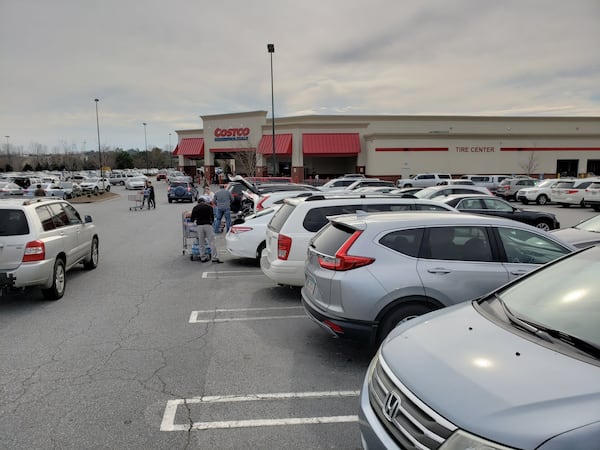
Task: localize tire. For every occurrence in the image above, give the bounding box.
[41,258,66,300]
[168,198,172,203]
[535,221,551,231]
[376,302,438,346]
[83,237,99,270]
[94,186,99,193]
[255,241,266,264]
[593,206,600,212]
[105,185,111,192]
[536,194,548,205]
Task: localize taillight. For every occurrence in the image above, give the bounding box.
[317,231,375,271]
[256,195,269,210]
[230,226,252,234]
[566,189,578,194]
[277,234,292,260]
[23,240,45,262]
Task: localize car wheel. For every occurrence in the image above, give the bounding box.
[376,302,438,346]
[168,198,172,203]
[83,237,99,270]
[593,206,600,212]
[535,221,551,231]
[94,186,99,193]
[536,194,548,205]
[255,241,266,264]
[41,258,66,300]
[105,185,111,192]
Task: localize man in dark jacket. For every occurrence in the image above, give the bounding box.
[190,197,222,263]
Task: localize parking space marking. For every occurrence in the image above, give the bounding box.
[160,390,360,432]
[202,270,264,279]
[189,306,306,323]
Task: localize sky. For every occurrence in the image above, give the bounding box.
[1,0,599,154]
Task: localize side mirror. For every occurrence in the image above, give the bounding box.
[84,215,93,223]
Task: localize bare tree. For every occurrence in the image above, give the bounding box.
[519,151,539,176]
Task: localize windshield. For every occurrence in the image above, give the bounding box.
[413,187,437,198]
[495,246,600,348]
[574,215,600,232]
[535,179,557,188]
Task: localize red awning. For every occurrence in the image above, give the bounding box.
[302,133,360,155]
[173,138,204,157]
[257,134,292,156]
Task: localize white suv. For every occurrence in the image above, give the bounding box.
[260,194,457,286]
[396,173,452,188]
[0,198,99,299]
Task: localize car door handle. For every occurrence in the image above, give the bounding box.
[510,269,529,276]
[427,268,451,274]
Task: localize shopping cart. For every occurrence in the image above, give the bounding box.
[128,192,144,211]
[182,212,213,261]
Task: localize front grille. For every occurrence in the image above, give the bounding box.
[368,356,456,449]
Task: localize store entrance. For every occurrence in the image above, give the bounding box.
[556,159,578,177]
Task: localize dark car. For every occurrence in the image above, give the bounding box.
[439,194,560,230]
[167,181,198,203]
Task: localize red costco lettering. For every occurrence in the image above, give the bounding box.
[214,127,250,137]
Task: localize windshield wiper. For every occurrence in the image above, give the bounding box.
[495,295,553,343]
[495,295,600,358]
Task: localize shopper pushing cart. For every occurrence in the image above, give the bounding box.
[189,197,223,263]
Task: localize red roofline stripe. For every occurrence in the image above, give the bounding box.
[375,147,448,152]
[501,147,600,151]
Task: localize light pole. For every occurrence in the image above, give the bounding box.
[267,43,276,176]
[169,132,173,169]
[94,99,103,179]
[142,122,148,173]
[4,136,9,168]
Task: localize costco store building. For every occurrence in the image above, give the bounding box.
[174,111,600,183]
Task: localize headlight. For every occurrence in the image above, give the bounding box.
[440,430,516,450]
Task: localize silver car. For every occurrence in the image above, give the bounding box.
[301,211,575,346]
[359,245,600,450]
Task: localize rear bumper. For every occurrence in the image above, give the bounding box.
[0,260,54,289]
[260,254,304,286]
[301,291,375,342]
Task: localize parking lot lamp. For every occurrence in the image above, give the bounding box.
[4,136,9,167]
[94,99,102,178]
[267,43,276,176]
[143,122,148,173]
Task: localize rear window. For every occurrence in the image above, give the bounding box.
[379,228,423,257]
[0,209,29,236]
[170,182,188,188]
[303,204,363,232]
[554,181,575,188]
[438,174,451,179]
[310,223,354,256]
[268,203,296,233]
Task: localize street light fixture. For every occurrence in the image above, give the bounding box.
[4,136,9,168]
[169,132,173,169]
[142,122,148,173]
[267,43,276,176]
[94,99,103,178]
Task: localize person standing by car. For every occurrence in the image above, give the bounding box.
[213,185,234,233]
[147,181,156,209]
[33,184,46,197]
[190,197,222,263]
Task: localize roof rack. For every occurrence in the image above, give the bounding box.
[303,193,401,202]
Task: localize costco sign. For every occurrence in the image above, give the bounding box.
[214,127,250,142]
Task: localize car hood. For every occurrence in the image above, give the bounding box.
[551,227,600,247]
[381,303,600,449]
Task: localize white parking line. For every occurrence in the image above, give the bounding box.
[160,391,360,432]
[202,270,264,278]
[189,306,307,323]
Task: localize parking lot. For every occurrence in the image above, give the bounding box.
[0,181,596,449]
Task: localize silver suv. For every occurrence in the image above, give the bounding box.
[360,245,600,449]
[301,211,575,346]
[0,198,99,299]
[261,194,458,286]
